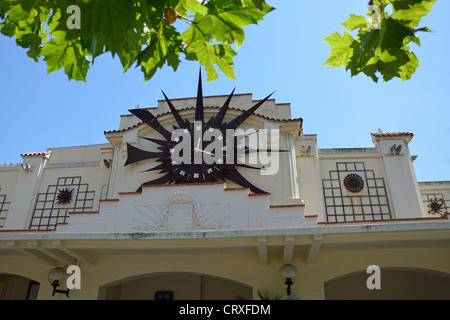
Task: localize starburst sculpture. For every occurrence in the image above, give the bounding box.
[124,71,281,194]
[56,188,74,206]
[428,198,447,216]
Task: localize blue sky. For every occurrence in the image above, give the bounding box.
[0,0,449,182]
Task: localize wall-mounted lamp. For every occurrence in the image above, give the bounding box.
[48,267,70,298]
[279,264,298,296]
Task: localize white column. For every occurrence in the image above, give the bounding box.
[295,134,324,220]
[285,132,300,200]
[4,153,50,230]
[373,134,425,219]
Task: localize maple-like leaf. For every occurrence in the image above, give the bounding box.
[0,0,274,82]
[323,31,356,68]
[39,31,90,81]
[324,0,435,83]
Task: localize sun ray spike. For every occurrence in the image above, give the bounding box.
[195,69,204,122]
[129,108,171,140]
[225,91,275,130]
[161,90,185,128]
[214,87,236,127]
[124,144,166,166]
[206,115,215,127]
[222,166,268,194]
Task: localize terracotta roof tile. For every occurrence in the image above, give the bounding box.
[105,106,302,134]
[20,151,52,157]
[370,132,414,138]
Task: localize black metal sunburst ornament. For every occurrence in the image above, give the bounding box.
[55,187,74,206]
[124,70,279,194]
[428,198,447,216]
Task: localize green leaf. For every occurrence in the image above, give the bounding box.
[251,0,264,11]
[209,1,272,48]
[39,31,91,81]
[323,31,356,68]
[391,0,437,27]
[182,14,212,48]
[186,41,236,81]
[177,0,208,16]
[347,30,378,76]
[324,0,434,83]
[78,0,140,57]
[18,28,45,61]
[375,18,415,62]
[374,48,419,82]
[1,0,274,82]
[342,14,367,31]
[118,28,143,72]
[184,0,273,49]
[137,24,182,81]
[398,50,419,80]
[6,0,39,21]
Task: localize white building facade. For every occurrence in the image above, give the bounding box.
[0,88,449,300]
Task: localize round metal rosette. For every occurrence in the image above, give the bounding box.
[343,174,364,193]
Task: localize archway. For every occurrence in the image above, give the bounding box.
[98,272,252,300]
[324,267,450,300]
[0,273,40,300]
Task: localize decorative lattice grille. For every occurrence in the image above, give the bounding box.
[322,162,392,222]
[0,190,10,230]
[30,177,94,230]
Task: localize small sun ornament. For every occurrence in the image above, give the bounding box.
[56,188,74,206]
[427,198,447,216]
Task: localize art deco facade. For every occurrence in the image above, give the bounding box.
[0,88,449,300]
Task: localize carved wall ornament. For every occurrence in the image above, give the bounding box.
[133,192,230,232]
[168,191,195,203]
[390,144,402,155]
[21,163,33,172]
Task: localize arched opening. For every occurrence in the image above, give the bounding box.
[324,267,450,300]
[99,272,252,300]
[0,273,40,300]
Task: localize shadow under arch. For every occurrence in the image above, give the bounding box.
[324,267,450,300]
[0,272,40,300]
[98,271,252,300]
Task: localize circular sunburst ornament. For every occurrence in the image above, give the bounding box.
[56,188,74,206]
[343,174,364,193]
[428,198,446,216]
[123,70,281,194]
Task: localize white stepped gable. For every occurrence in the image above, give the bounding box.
[57,183,314,233]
